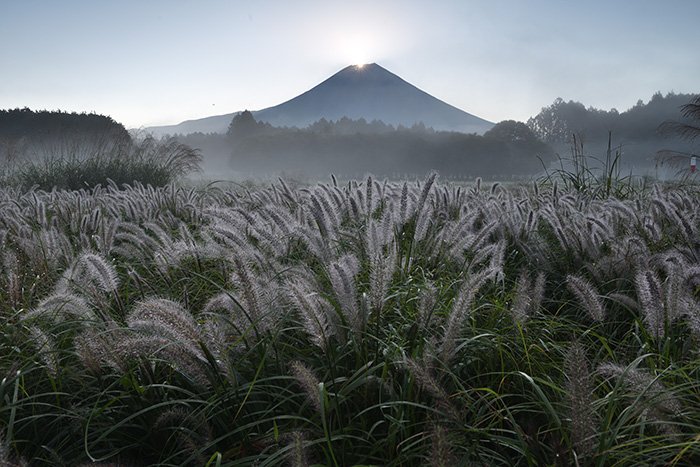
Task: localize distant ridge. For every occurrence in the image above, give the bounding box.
[146,63,494,136]
[146,111,241,136]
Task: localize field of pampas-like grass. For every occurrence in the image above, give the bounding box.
[1,174,700,466]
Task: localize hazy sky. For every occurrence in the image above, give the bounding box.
[2,0,698,128]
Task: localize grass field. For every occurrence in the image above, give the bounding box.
[1,173,699,466]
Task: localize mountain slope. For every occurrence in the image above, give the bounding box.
[145,112,240,137]
[254,64,493,133]
[146,64,493,136]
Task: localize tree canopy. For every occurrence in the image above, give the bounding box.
[527,92,699,144]
[0,108,129,141]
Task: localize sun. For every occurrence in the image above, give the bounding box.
[340,34,372,67]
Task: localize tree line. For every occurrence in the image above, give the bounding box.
[527,92,697,143]
[524,92,700,170]
[176,111,555,178]
[0,108,131,163]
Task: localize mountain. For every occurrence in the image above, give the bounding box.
[146,63,494,136]
[146,112,241,136]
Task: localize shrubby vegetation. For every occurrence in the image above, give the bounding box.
[8,136,202,191]
[0,109,202,190]
[0,173,699,465]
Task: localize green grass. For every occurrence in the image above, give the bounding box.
[539,132,650,200]
[0,172,699,466]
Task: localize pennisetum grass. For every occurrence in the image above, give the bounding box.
[0,170,699,465]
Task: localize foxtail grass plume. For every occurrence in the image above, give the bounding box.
[440,267,496,362]
[328,254,362,333]
[564,342,598,459]
[404,357,459,420]
[287,278,334,349]
[635,269,666,340]
[417,281,438,331]
[127,298,202,347]
[22,293,95,323]
[369,248,397,314]
[289,360,323,414]
[28,326,59,378]
[429,424,456,467]
[286,431,310,467]
[111,333,211,387]
[510,272,533,326]
[566,274,604,322]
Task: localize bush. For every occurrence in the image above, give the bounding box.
[9,136,201,190]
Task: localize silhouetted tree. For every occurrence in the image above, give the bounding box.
[485,120,538,142]
[485,120,555,170]
[227,110,270,138]
[527,98,584,143]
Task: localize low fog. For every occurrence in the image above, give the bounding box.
[2,88,698,184]
[177,113,550,181]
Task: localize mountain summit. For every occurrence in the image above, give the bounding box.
[146,64,493,136]
[255,63,493,133]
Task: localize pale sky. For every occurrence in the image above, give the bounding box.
[1,0,698,128]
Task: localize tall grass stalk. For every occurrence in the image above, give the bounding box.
[539,132,645,199]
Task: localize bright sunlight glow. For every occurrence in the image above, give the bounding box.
[339,33,372,67]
